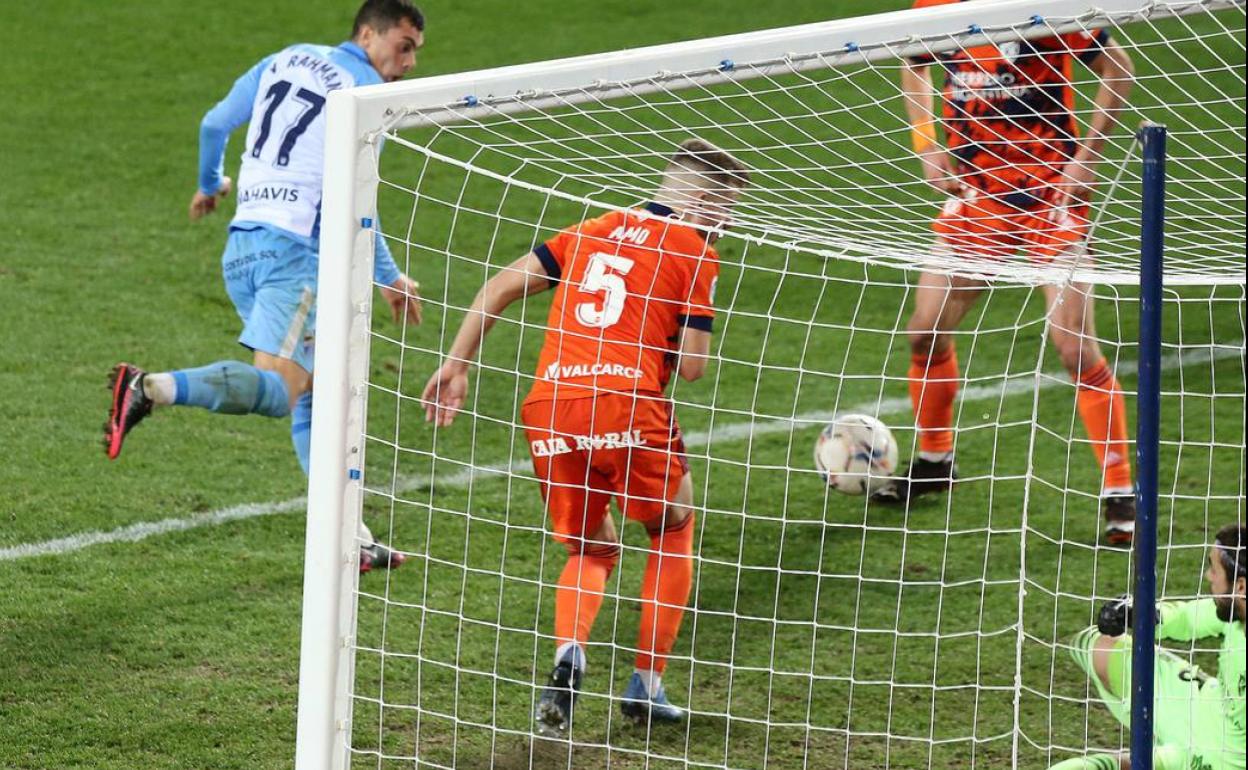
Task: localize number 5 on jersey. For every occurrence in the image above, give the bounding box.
[575,253,635,329]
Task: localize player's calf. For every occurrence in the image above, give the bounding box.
[171,361,292,417]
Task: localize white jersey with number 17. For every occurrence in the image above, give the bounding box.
[233,44,379,237]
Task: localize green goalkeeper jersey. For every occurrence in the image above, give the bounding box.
[1157,598,1246,763]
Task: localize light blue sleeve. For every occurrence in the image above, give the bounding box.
[373,226,401,287]
[198,54,275,195]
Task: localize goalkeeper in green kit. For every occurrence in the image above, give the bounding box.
[1053,523,1246,770]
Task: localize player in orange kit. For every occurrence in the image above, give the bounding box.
[421,138,749,735]
[874,0,1139,546]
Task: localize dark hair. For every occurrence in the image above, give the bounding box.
[1215,523,1247,580]
[352,0,425,37]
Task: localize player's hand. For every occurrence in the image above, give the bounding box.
[421,361,468,427]
[381,274,422,326]
[1097,594,1133,636]
[1097,594,1159,637]
[917,150,963,196]
[189,177,232,221]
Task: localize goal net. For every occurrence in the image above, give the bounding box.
[298,1,1246,768]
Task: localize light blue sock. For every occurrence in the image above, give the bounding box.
[291,391,313,475]
[172,361,290,418]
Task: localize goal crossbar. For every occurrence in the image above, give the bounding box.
[343,0,1239,131]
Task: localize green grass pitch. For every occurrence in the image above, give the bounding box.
[0,2,1242,769]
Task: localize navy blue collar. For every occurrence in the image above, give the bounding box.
[641,201,710,247]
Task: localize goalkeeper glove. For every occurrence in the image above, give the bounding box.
[1096,594,1159,637]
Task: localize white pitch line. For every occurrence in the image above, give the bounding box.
[0,498,307,561]
[1,344,1240,562]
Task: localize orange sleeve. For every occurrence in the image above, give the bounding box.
[533,224,580,286]
[1062,29,1109,65]
[912,0,957,7]
[679,253,719,333]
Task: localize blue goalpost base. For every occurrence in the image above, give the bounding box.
[1131,122,1167,770]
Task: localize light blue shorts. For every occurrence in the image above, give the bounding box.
[221,226,317,373]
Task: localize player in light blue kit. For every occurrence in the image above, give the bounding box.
[104,0,425,572]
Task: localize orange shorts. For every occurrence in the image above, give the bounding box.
[934,190,1090,261]
[521,394,687,544]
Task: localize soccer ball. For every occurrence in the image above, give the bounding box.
[813,414,899,495]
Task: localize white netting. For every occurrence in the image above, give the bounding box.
[373,0,1245,287]
[326,2,1246,768]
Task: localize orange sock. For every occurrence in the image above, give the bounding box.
[910,345,960,455]
[1074,358,1133,494]
[554,544,619,654]
[635,515,695,675]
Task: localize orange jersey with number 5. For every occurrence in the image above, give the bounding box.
[912,0,1108,203]
[525,202,718,405]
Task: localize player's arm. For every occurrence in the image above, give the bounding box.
[421,252,553,426]
[675,327,711,382]
[1065,37,1135,201]
[190,56,273,220]
[1096,595,1221,641]
[899,60,961,196]
[1156,597,1223,642]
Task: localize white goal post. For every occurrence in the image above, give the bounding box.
[298,0,1245,767]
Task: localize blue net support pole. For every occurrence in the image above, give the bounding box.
[1131,122,1166,770]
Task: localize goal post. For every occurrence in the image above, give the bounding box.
[297,1,1245,768]
[296,86,372,769]
[1130,122,1166,770]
